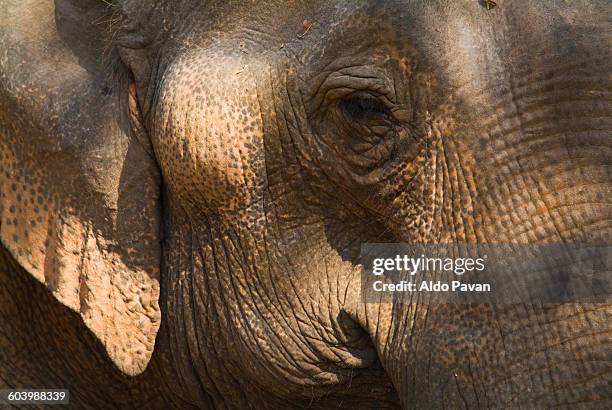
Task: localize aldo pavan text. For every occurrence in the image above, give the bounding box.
[370,254,492,293]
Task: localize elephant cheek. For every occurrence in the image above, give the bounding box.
[150,53,267,216]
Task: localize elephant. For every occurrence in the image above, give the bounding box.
[1,0,610,408]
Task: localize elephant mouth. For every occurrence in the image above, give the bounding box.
[306,308,402,407]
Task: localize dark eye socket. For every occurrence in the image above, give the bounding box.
[339,95,391,122]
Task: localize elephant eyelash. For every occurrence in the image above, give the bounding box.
[338,94,394,123]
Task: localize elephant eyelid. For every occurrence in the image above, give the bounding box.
[306,67,397,114]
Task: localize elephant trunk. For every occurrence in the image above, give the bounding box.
[350,298,610,407]
[347,48,612,408]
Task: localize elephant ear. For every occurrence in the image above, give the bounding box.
[0,0,161,375]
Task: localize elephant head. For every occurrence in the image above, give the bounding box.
[1,0,610,407]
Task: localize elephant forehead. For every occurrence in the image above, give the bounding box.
[151,51,267,214]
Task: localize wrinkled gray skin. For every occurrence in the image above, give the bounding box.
[1,0,611,408]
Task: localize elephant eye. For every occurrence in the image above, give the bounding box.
[338,94,392,123]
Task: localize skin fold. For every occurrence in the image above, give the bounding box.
[0,0,610,408]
